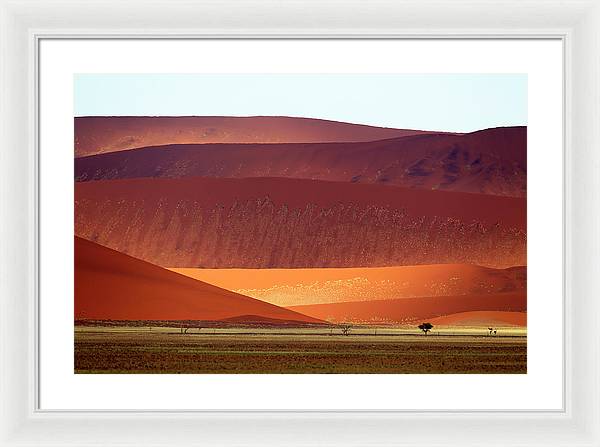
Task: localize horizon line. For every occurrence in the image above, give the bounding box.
[73,114,527,135]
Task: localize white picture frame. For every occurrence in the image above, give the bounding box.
[1,0,599,445]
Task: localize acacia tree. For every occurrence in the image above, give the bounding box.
[340,324,352,336]
[418,322,434,335]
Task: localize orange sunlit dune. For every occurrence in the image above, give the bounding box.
[169,265,526,307]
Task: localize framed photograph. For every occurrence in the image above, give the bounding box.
[1,1,599,446]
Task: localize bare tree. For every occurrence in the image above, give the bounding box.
[340,324,352,336]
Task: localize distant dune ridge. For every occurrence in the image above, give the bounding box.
[75,126,526,197]
[74,116,436,157]
[75,176,526,269]
[170,265,526,307]
[427,311,527,327]
[74,236,322,323]
[286,292,526,325]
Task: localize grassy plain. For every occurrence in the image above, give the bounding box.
[75,326,526,374]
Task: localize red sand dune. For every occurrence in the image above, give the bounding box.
[286,292,526,324]
[220,315,321,326]
[428,311,527,327]
[74,116,436,157]
[75,177,526,269]
[74,236,322,323]
[169,265,527,307]
[75,126,526,197]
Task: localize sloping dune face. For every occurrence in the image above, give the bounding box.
[287,292,526,324]
[74,236,322,323]
[75,126,526,197]
[75,177,526,269]
[428,311,527,327]
[170,265,527,307]
[74,116,433,157]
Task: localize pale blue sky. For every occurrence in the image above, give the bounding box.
[74,74,527,132]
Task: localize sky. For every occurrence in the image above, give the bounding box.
[74,74,527,133]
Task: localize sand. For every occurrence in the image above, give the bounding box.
[75,116,434,157]
[169,265,526,307]
[286,292,526,324]
[75,125,525,197]
[75,177,526,269]
[428,311,527,327]
[74,236,321,323]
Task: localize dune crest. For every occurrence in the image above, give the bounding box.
[75,116,435,157]
[75,125,526,197]
[74,236,322,323]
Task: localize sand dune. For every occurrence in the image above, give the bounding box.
[170,265,526,307]
[75,177,526,269]
[75,126,526,197]
[75,116,435,157]
[428,311,527,327]
[286,292,526,324]
[74,236,322,323]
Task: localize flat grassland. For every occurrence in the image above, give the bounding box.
[75,326,526,374]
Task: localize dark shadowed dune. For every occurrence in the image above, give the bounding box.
[74,116,437,157]
[75,177,526,269]
[75,126,526,197]
[74,236,323,323]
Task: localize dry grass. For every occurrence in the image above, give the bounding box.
[75,326,526,374]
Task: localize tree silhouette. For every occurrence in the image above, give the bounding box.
[340,324,352,336]
[418,322,434,335]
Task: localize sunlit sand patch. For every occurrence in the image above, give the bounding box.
[169,265,526,307]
